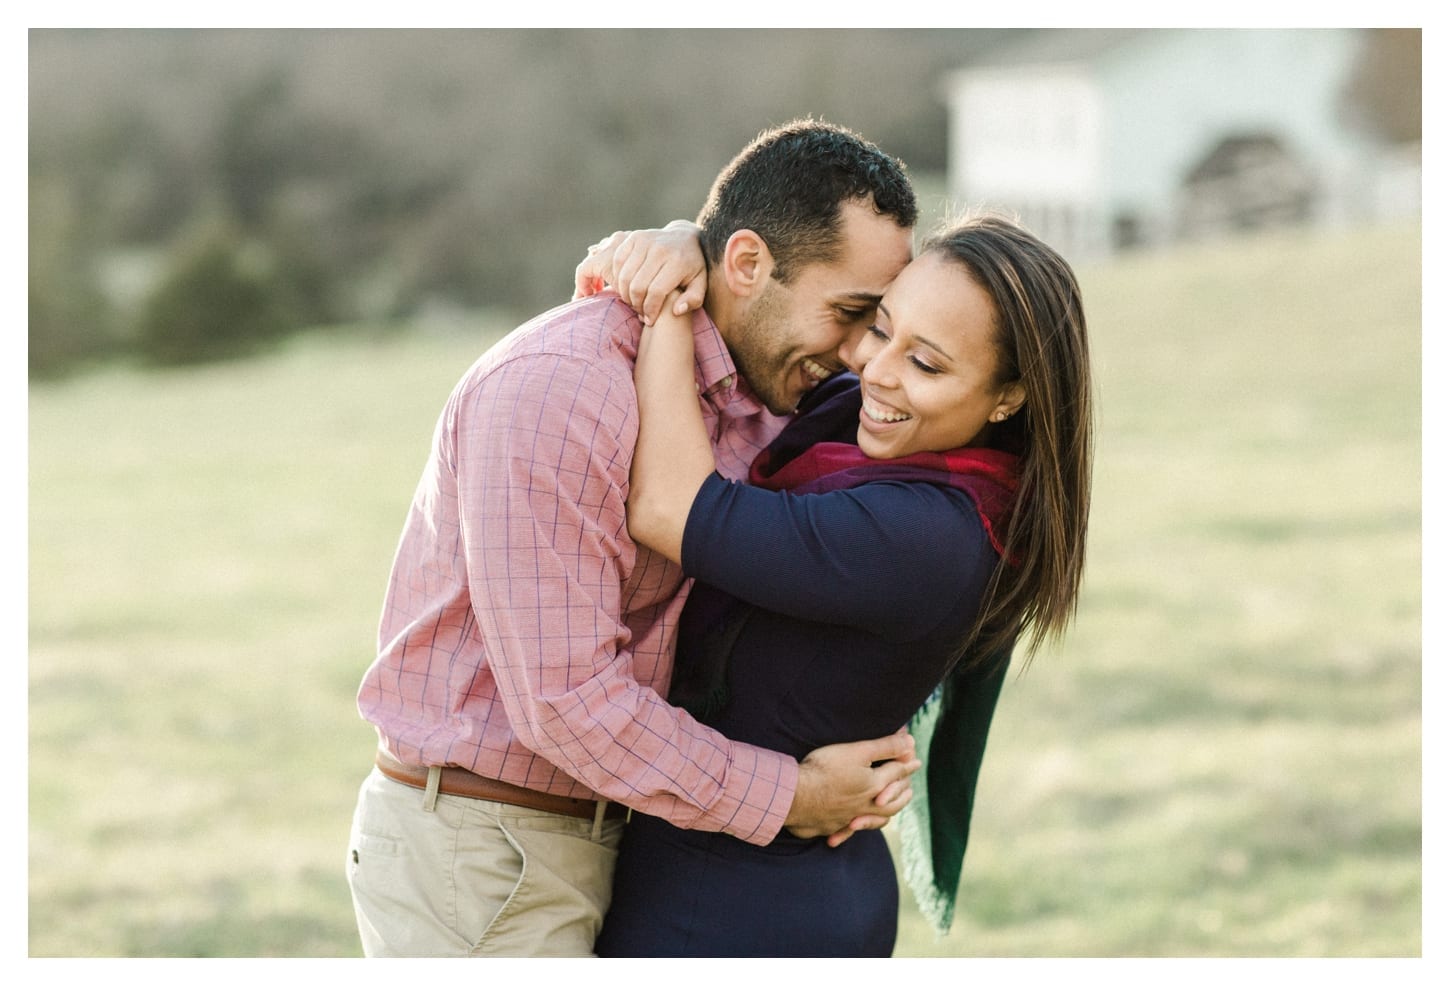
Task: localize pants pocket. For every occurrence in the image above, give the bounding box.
[466,817,530,949]
[468,813,624,956]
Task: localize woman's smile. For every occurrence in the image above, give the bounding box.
[860,393,911,425]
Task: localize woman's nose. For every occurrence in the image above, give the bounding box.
[860,349,898,388]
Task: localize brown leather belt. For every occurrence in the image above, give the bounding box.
[375,750,627,821]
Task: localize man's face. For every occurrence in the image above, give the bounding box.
[728,201,913,415]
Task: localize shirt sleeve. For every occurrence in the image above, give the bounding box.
[455,353,796,844]
[681,472,997,641]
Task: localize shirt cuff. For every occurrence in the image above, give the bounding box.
[714,744,798,845]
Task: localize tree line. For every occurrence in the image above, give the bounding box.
[28,28,1416,377]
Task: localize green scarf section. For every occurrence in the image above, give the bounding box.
[897,648,1011,936]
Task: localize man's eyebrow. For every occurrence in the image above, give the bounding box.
[835,291,885,306]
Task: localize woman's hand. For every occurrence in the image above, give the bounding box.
[574,220,707,325]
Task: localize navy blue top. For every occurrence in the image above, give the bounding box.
[679,470,998,766]
[594,380,1011,956]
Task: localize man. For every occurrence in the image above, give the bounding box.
[346,119,919,957]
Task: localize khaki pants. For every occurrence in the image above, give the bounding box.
[345,767,625,957]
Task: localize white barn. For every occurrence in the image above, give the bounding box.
[941,29,1419,261]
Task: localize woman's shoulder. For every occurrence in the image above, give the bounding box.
[854,478,992,541]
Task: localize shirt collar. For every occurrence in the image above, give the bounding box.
[691,308,750,407]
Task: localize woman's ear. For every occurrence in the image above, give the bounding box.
[719,229,774,298]
[993,381,1027,422]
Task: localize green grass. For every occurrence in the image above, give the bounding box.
[28,223,1422,957]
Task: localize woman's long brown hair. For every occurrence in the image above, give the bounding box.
[927,214,1095,668]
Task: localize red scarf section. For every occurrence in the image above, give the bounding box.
[747,440,1022,558]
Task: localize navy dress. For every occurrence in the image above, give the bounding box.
[595,387,1009,958]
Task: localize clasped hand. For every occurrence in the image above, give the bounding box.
[785,729,920,848]
[574,221,707,324]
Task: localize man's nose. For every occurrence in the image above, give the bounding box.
[837,325,869,370]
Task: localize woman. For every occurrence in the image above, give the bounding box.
[584,215,1093,956]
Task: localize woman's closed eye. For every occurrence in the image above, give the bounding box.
[869,324,945,375]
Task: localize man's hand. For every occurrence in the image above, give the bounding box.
[573,220,706,325]
[784,730,921,848]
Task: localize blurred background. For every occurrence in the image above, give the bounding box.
[28,28,1424,959]
[28,27,1420,377]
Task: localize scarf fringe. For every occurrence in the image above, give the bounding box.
[899,684,956,937]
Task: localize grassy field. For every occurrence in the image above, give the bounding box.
[28,222,1422,958]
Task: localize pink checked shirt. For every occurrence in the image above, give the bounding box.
[358,294,798,845]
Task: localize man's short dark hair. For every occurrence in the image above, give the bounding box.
[695,119,918,284]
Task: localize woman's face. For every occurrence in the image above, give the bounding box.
[845,250,1025,460]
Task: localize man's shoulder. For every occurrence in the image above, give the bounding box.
[447,294,641,415]
[483,293,642,372]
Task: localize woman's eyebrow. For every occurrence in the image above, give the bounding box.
[880,302,955,362]
[914,334,955,361]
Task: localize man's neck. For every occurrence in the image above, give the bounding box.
[701,271,737,348]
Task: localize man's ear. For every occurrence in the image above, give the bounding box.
[719,230,774,298]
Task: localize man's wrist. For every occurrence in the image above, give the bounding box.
[782,755,825,835]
